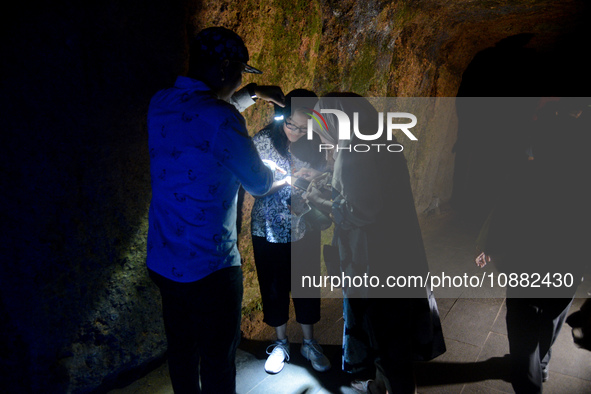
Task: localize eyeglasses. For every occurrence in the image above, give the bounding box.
[284,118,307,134]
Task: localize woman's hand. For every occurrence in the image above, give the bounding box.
[303,186,325,205]
[475,252,491,268]
[254,85,286,107]
[303,186,332,214]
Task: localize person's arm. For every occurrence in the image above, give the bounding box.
[475,209,495,268]
[300,170,333,214]
[250,130,290,198]
[229,84,285,112]
[256,176,291,198]
[212,109,276,197]
[304,185,333,214]
[228,86,255,113]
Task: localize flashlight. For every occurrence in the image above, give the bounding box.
[273,103,284,121]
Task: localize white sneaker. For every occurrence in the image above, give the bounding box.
[301,339,331,372]
[264,339,290,374]
[350,380,374,394]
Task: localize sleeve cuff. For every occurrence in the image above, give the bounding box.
[229,86,257,113]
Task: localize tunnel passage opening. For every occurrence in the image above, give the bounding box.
[451,25,591,226]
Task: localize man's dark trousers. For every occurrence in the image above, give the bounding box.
[506,297,573,394]
[150,266,243,394]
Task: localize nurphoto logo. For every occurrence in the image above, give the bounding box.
[305,108,418,153]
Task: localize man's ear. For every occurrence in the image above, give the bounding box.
[219,59,230,81]
[220,59,230,71]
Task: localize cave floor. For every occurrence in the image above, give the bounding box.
[108,212,591,394]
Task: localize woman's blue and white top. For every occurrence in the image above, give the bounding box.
[251,128,308,243]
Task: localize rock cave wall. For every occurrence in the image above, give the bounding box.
[1,0,587,392]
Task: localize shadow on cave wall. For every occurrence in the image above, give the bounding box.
[451,19,591,227]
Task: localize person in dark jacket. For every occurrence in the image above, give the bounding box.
[475,98,590,393]
[304,93,446,394]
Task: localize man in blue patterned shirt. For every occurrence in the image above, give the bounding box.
[146,27,285,393]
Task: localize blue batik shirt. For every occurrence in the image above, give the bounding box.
[147,76,274,282]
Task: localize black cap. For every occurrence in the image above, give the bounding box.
[192,27,263,74]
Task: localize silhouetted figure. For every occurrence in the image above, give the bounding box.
[476,97,590,393]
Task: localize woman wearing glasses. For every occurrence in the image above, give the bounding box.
[250,89,331,374]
